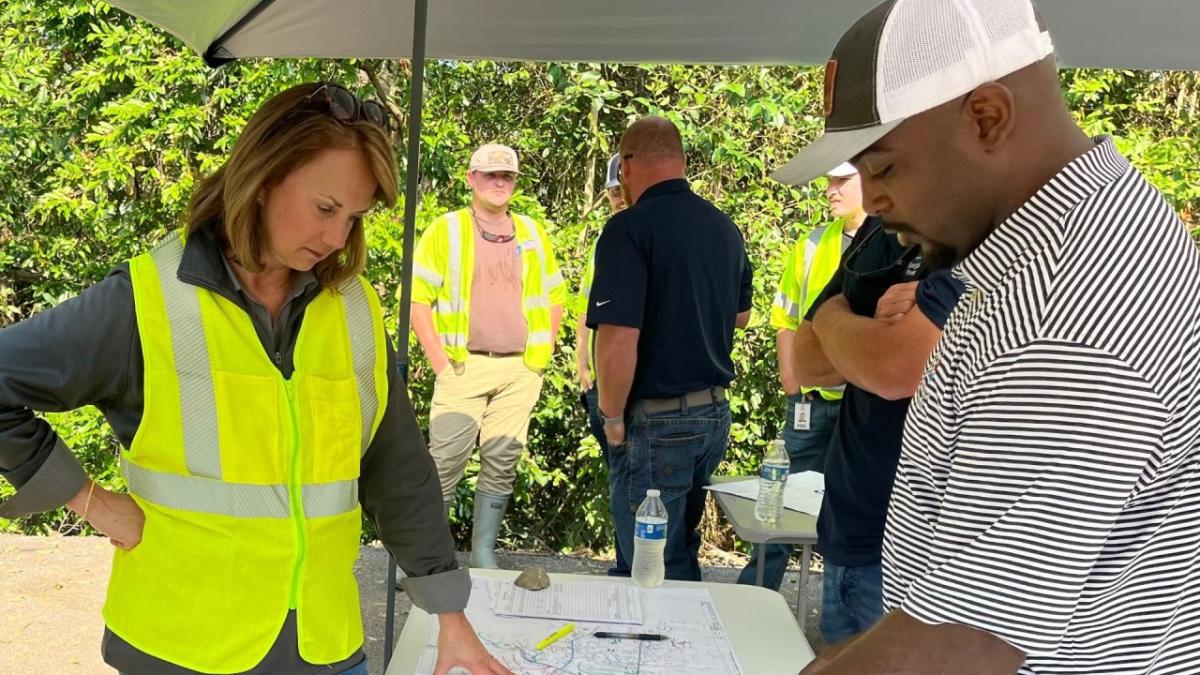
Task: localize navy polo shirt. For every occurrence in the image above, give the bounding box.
[587,178,753,401]
[805,218,965,567]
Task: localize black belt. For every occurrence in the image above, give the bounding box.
[468,350,523,358]
[632,386,727,416]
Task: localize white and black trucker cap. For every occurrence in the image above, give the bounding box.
[773,0,1054,185]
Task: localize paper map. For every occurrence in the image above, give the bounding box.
[415,577,744,675]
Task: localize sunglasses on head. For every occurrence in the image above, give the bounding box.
[298,82,391,133]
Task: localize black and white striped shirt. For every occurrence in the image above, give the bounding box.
[883,138,1200,674]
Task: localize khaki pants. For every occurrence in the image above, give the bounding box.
[428,353,543,498]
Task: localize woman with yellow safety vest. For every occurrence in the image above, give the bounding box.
[0,83,511,675]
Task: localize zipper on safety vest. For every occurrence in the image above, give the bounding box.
[284,379,306,610]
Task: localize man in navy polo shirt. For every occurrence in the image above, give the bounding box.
[794,217,963,645]
[587,116,753,581]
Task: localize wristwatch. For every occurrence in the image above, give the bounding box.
[601,411,624,427]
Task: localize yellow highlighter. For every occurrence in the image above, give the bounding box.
[535,623,575,650]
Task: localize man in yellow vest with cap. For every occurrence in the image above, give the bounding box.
[736,162,867,590]
[411,143,566,569]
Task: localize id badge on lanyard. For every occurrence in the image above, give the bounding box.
[793,399,812,431]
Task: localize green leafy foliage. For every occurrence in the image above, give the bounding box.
[3,1,1198,557]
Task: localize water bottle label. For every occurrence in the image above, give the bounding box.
[760,464,788,481]
[635,521,666,540]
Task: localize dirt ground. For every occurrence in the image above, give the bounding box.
[0,534,822,674]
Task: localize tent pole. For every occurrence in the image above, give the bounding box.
[386,0,428,666]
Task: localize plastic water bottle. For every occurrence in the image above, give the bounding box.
[755,439,790,526]
[632,489,667,587]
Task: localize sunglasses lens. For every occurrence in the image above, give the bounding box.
[361,100,389,131]
[327,86,358,123]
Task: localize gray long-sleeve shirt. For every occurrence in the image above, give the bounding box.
[0,228,468,673]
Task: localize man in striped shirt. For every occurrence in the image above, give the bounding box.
[776,0,1200,673]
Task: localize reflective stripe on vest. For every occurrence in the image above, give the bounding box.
[121,457,358,519]
[799,221,850,401]
[444,211,467,352]
[149,234,223,477]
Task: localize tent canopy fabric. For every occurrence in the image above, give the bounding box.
[113,0,1200,71]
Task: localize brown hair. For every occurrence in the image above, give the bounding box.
[186,83,397,289]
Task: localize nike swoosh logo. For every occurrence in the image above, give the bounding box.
[595,300,611,307]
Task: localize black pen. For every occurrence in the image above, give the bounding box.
[593,631,668,641]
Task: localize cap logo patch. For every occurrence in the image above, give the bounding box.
[823,59,838,118]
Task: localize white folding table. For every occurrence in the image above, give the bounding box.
[385,568,814,674]
[709,475,820,622]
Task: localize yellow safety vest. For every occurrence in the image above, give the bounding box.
[578,236,601,379]
[411,208,566,371]
[771,220,852,401]
[104,233,387,673]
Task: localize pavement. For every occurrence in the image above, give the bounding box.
[0,534,823,674]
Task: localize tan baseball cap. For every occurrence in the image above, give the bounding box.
[469,144,520,174]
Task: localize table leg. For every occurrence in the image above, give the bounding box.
[754,543,766,587]
[796,543,811,625]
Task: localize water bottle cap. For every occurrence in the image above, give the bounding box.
[646,489,660,498]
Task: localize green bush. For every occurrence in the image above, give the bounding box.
[3,1,1198,557]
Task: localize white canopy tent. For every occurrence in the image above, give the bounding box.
[105,0,1200,665]
[115,0,1200,70]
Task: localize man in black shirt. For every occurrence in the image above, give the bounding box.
[587,116,753,580]
[796,217,963,644]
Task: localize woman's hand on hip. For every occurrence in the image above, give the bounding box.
[72,483,145,550]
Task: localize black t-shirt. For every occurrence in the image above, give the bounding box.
[805,217,965,567]
[587,179,753,400]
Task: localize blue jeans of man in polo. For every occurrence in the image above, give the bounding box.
[736,393,840,588]
[820,562,884,644]
[582,386,630,576]
[608,395,732,581]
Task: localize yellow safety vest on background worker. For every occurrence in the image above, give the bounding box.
[577,236,601,379]
[771,219,850,401]
[104,233,387,673]
[412,208,566,371]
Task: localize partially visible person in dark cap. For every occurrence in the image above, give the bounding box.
[575,153,629,576]
[776,0,1200,673]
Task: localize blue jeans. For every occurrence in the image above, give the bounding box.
[608,394,731,581]
[820,562,884,644]
[582,386,630,576]
[737,394,839,588]
[583,386,608,454]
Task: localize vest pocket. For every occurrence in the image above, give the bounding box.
[305,375,361,480]
[213,371,281,483]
